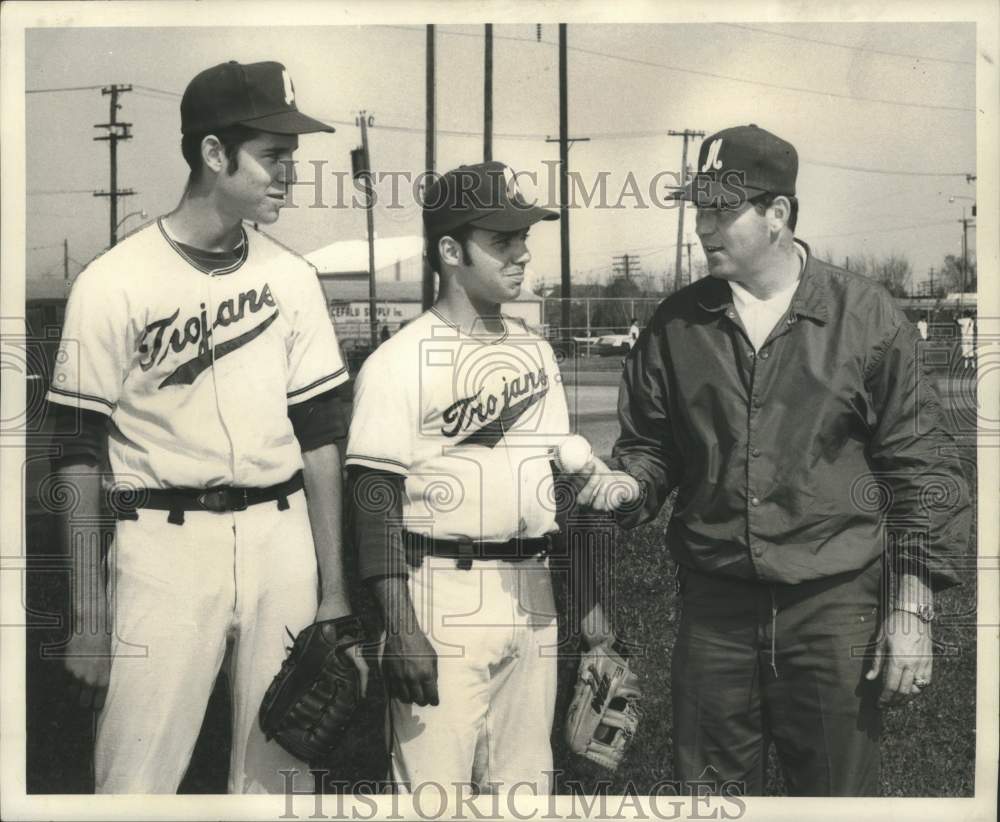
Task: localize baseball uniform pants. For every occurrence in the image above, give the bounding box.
[385,555,559,794]
[671,559,882,796]
[95,489,318,794]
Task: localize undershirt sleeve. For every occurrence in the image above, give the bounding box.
[347,466,409,581]
[48,403,108,468]
[287,388,349,451]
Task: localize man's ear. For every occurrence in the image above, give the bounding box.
[767,195,792,232]
[438,235,465,267]
[200,135,226,175]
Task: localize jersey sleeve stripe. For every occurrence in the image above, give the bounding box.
[344,454,409,474]
[46,385,115,414]
[286,367,349,403]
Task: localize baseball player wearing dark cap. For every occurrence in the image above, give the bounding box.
[345,162,594,793]
[577,124,971,794]
[46,60,364,793]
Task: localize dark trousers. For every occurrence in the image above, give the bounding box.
[671,560,882,796]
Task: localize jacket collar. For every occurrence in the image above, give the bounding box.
[695,239,829,322]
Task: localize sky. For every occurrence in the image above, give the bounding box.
[20,15,980,295]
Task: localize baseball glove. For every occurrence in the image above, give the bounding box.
[258,614,364,763]
[564,641,641,771]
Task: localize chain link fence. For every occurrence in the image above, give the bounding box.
[537,296,663,346]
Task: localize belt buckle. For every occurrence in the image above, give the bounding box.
[196,488,228,513]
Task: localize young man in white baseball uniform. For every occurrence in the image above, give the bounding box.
[47,60,363,794]
[346,162,602,794]
[956,310,975,369]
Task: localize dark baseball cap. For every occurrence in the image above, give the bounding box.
[423,161,559,235]
[181,60,335,135]
[668,124,797,208]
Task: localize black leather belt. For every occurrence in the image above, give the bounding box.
[403,531,553,571]
[110,471,304,525]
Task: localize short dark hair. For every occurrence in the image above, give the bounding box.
[181,124,260,181]
[750,192,799,232]
[426,223,475,274]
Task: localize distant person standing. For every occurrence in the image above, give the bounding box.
[916,315,928,341]
[956,310,975,369]
[628,317,640,349]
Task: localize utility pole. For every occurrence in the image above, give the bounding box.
[686,241,693,285]
[354,112,378,349]
[543,26,588,338]
[612,254,641,281]
[93,84,134,248]
[928,267,935,298]
[63,239,69,280]
[959,211,974,312]
[668,129,704,289]
[484,24,493,162]
[422,25,436,311]
[545,28,589,339]
[558,24,570,339]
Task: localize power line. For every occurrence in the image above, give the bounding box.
[719,23,974,67]
[381,24,972,113]
[809,219,955,240]
[564,42,972,113]
[26,84,106,94]
[124,76,975,160]
[28,189,95,195]
[133,84,181,97]
[801,159,968,177]
[51,69,975,173]
[127,86,544,141]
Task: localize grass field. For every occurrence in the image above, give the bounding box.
[24,447,977,796]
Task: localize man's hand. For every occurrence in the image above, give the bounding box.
[382,628,439,707]
[316,597,370,697]
[580,601,615,651]
[574,456,642,513]
[63,631,111,711]
[866,609,934,708]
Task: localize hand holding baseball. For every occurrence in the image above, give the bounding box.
[554,435,595,474]
[574,455,642,513]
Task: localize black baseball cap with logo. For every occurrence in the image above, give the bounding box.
[423,161,559,236]
[668,124,797,208]
[181,60,335,135]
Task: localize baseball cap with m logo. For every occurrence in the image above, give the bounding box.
[668,124,798,208]
[181,60,335,135]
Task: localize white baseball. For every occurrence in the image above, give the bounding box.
[555,435,593,473]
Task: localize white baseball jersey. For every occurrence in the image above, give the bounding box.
[346,309,570,542]
[957,316,975,342]
[47,219,348,489]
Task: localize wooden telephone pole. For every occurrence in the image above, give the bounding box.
[93,84,135,248]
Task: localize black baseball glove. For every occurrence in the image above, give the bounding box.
[258,614,365,763]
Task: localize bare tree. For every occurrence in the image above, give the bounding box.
[861,253,912,297]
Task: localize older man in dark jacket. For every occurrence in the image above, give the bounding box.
[577,124,971,796]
